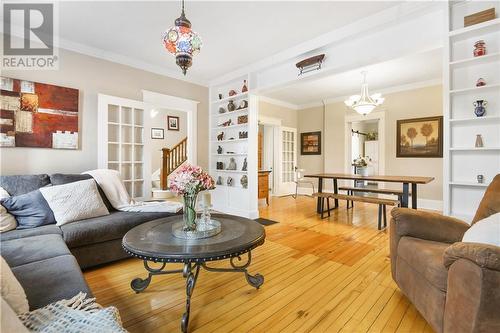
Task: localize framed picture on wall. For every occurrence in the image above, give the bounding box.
[167,116,179,131]
[397,116,443,158]
[151,128,164,139]
[301,131,321,155]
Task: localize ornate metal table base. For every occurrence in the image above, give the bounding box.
[130,252,264,333]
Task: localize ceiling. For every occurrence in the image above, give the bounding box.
[260,48,443,107]
[58,1,400,84]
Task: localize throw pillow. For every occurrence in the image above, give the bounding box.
[462,212,500,246]
[0,297,30,333]
[0,187,17,232]
[0,256,29,314]
[39,179,109,226]
[0,190,56,230]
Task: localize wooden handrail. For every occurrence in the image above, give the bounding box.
[160,137,187,190]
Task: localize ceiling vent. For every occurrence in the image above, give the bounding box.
[296,54,325,76]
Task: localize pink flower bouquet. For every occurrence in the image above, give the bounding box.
[169,164,215,231]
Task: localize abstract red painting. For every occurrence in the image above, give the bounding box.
[0,77,79,149]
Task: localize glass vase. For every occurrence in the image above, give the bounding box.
[182,192,198,231]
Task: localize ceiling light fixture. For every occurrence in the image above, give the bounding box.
[344,71,384,115]
[162,0,202,75]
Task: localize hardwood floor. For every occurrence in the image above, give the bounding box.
[83,196,434,332]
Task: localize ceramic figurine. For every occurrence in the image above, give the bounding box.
[475,134,484,148]
[477,174,484,184]
[239,131,248,139]
[217,145,223,154]
[476,78,486,87]
[240,175,248,189]
[227,177,233,186]
[227,158,237,170]
[474,100,487,117]
[228,90,237,97]
[216,176,223,185]
[242,80,248,93]
[216,162,224,170]
[242,157,247,171]
[219,119,232,127]
[217,132,224,141]
[228,100,236,112]
[238,115,248,124]
[473,40,486,57]
[218,93,223,100]
[237,100,248,110]
[218,107,226,114]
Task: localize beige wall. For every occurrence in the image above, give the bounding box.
[150,109,187,173]
[297,105,326,180]
[298,85,443,201]
[0,49,208,175]
[258,101,297,128]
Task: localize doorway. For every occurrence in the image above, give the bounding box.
[345,111,386,183]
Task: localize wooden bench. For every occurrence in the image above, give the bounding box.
[312,192,399,230]
[338,186,408,208]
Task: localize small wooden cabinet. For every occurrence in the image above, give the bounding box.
[258,170,271,205]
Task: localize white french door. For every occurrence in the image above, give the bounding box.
[278,126,297,196]
[97,94,150,200]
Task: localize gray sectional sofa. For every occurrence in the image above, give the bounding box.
[0,173,176,310]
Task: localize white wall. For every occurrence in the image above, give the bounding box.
[0,48,208,175]
[150,108,187,173]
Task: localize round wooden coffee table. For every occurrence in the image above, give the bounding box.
[122,214,266,333]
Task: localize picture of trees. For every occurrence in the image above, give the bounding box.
[396,116,443,157]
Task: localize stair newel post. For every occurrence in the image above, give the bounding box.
[161,148,170,190]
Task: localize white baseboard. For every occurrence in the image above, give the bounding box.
[418,199,442,211]
[297,187,443,211]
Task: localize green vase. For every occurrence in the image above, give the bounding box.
[183,193,198,231]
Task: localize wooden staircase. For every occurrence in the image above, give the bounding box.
[160,137,187,190]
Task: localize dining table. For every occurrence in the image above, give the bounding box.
[304,173,435,214]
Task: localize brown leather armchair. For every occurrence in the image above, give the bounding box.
[390,174,500,333]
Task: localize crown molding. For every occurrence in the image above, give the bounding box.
[58,37,209,87]
[297,78,442,110]
[258,96,300,110]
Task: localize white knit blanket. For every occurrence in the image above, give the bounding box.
[19,292,127,333]
[83,169,182,213]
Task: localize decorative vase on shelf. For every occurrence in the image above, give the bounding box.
[228,100,236,112]
[473,40,486,57]
[242,80,248,93]
[182,192,198,231]
[475,134,484,148]
[473,100,487,117]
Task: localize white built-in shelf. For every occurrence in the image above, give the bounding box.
[449,181,489,188]
[211,92,248,104]
[212,123,248,130]
[214,108,248,117]
[124,179,144,183]
[212,138,248,144]
[108,122,119,126]
[212,169,247,174]
[449,18,500,40]
[450,147,500,151]
[108,142,119,145]
[450,83,500,95]
[450,115,500,123]
[215,185,247,189]
[213,153,247,156]
[450,52,500,68]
